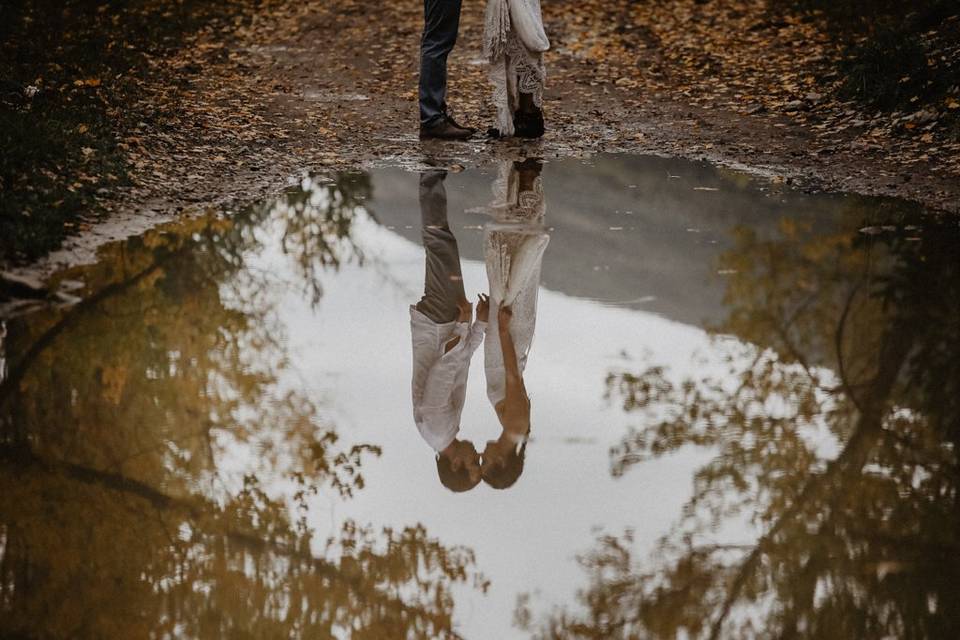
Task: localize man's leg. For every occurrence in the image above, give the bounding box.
[419,0,463,127]
[416,170,467,323]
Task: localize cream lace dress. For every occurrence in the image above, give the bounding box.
[483,0,550,136]
[482,162,550,406]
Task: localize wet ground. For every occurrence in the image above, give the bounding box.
[2,153,959,639]
[6,0,958,283]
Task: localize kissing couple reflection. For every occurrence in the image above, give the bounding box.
[410,158,549,492]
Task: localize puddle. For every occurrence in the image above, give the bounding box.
[2,154,959,639]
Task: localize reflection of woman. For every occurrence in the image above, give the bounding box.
[480,159,549,488]
[483,0,549,138]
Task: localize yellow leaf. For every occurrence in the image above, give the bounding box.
[100,365,128,405]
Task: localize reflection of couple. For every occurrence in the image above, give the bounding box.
[410,160,548,491]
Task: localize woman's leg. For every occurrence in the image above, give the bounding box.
[514,91,544,138]
[512,51,545,137]
[518,91,538,115]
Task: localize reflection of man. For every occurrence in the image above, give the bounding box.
[411,170,488,492]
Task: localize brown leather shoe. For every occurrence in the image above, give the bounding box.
[419,116,474,140]
[444,114,476,135]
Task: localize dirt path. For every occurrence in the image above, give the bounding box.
[9,0,960,285]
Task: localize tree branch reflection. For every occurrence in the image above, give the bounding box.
[0,172,485,639]
[524,206,960,638]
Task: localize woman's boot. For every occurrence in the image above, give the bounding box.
[513,92,545,138]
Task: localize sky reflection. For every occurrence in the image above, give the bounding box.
[2,154,957,639]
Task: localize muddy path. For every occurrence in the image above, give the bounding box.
[6,0,960,287]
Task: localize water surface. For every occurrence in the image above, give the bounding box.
[2,154,958,639]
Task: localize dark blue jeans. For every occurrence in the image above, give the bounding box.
[419,0,463,126]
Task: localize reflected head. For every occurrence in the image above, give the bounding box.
[481,440,527,490]
[436,440,482,492]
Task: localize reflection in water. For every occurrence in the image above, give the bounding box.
[410,170,485,491]
[3,154,959,639]
[276,173,371,307]
[0,175,483,639]
[523,207,960,638]
[409,160,550,493]
[480,160,549,489]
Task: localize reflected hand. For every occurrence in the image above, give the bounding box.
[457,299,473,323]
[477,294,490,323]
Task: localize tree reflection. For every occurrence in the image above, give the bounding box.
[0,172,484,639]
[273,173,372,307]
[525,204,960,638]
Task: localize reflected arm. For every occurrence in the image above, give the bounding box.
[498,322,528,409]
[422,321,485,408]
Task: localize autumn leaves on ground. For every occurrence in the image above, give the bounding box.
[2,0,959,272]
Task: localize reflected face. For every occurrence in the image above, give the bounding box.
[480,440,509,476]
[449,441,482,484]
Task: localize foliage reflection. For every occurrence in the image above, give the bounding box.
[524,203,960,639]
[0,174,484,639]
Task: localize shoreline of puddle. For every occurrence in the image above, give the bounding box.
[0,150,946,322]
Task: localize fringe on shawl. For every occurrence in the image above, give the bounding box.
[483,0,511,62]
